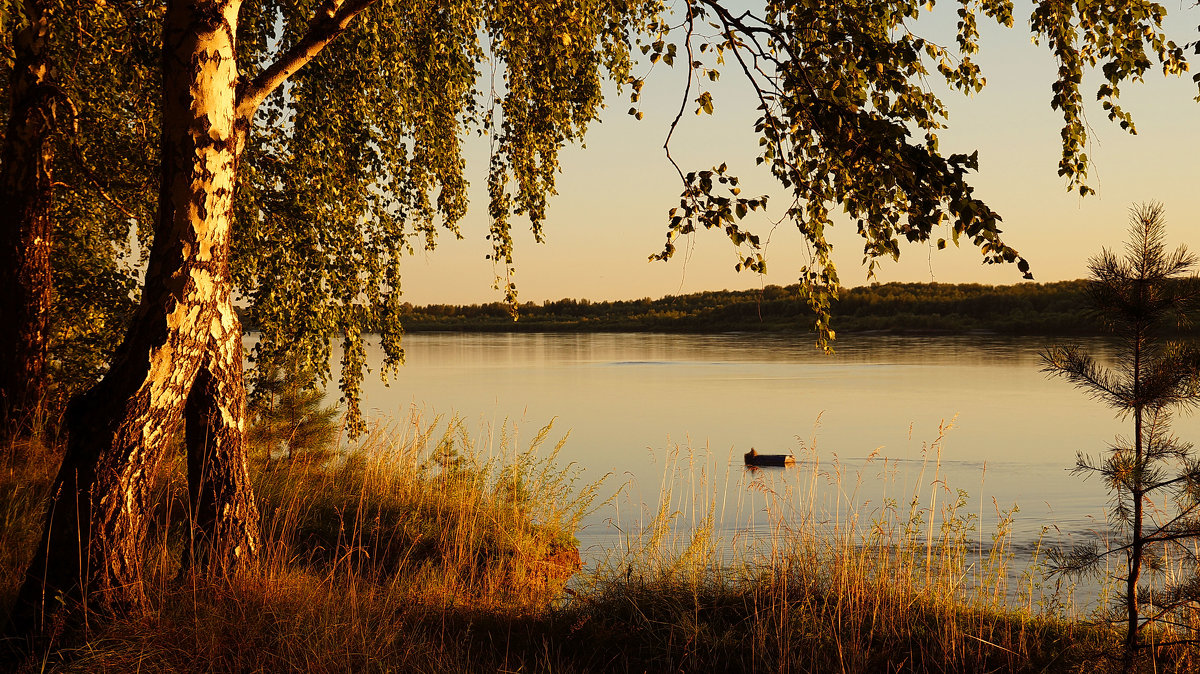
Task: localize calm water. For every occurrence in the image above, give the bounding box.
[354,332,1190,596]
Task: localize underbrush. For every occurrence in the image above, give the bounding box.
[3,418,1198,672]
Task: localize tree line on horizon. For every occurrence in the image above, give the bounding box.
[390,279,1113,335]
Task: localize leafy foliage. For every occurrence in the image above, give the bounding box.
[229,0,657,433]
[0,2,161,412]
[645,0,1034,348]
[45,221,138,411]
[639,0,1191,348]
[1042,204,1200,667]
[1030,0,1188,194]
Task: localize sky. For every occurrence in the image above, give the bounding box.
[397,2,1200,306]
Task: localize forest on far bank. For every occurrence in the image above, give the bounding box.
[382,280,1111,335]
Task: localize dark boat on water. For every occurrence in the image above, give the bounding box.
[743,448,796,467]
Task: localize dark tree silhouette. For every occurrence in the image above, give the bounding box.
[1042,203,1200,671]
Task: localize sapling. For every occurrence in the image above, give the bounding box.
[1042,203,1200,671]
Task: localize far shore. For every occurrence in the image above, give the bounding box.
[381,280,1115,337]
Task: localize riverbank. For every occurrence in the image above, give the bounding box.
[393,280,1103,336]
[4,420,1196,672]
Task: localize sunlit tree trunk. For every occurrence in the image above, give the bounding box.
[0,0,57,440]
[10,0,257,629]
[183,295,260,572]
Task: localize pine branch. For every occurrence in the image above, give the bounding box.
[1041,345,1127,409]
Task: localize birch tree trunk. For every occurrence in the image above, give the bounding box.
[183,293,260,572]
[10,0,258,629]
[0,0,57,440]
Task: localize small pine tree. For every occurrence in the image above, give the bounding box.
[1042,203,1200,670]
[248,357,340,468]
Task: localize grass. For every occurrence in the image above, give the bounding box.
[2,415,1199,672]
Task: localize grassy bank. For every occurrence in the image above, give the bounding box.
[2,419,1197,672]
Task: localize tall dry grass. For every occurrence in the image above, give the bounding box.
[2,414,597,670]
[3,415,1198,671]
[566,420,1200,672]
[247,414,598,610]
[0,437,59,614]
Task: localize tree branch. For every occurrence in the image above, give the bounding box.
[662,4,697,183]
[236,0,379,120]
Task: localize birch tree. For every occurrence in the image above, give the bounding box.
[9,0,650,629]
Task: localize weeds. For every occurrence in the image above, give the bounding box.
[2,414,1198,671]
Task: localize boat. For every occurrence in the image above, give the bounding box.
[743,448,796,467]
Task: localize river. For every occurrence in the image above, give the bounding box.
[350,332,1186,607]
